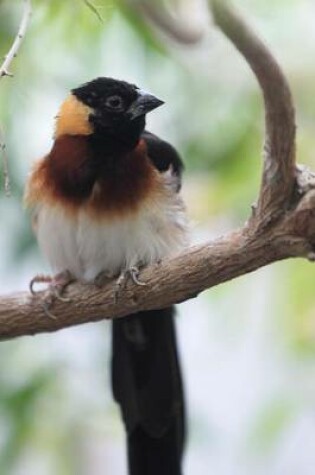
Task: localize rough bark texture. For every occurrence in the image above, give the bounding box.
[1,0,315,340]
[0,232,287,339]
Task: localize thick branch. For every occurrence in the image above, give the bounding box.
[210,0,296,222]
[1,185,315,340]
[0,228,297,339]
[1,1,315,340]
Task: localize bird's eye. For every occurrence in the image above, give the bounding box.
[105,95,124,110]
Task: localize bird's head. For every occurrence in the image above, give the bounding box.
[55,77,164,151]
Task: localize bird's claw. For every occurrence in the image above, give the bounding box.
[129,266,146,287]
[29,270,73,318]
[114,273,127,304]
[30,274,52,295]
[42,300,58,320]
[114,265,146,303]
[51,286,72,303]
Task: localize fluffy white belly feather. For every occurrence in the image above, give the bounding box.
[35,192,187,282]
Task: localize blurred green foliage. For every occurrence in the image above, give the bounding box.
[249,398,296,452]
[1,0,315,474]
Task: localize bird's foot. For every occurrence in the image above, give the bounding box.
[29,270,73,319]
[129,266,146,287]
[114,265,146,303]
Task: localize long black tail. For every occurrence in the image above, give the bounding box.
[111,307,185,475]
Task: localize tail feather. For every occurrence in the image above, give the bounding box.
[111,307,185,474]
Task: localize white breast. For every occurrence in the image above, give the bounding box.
[35,180,188,282]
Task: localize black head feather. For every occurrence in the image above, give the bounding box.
[72,77,164,153]
[72,77,139,114]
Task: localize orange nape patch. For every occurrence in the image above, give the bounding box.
[54,94,93,138]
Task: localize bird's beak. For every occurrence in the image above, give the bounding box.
[127,90,164,120]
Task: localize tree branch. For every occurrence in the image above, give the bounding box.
[0,126,10,197]
[1,0,315,340]
[0,0,32,196]
[210,0,296,226]
[0,0,32,79]
[0,230,295,339]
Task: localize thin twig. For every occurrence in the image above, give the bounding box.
[0,127,10,197]
[0,0,32,79]
[0,0,32,196]
[82,0,103,23]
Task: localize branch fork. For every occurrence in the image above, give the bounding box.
[1,0,315,339]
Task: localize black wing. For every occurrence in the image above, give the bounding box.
[142,130,184,192]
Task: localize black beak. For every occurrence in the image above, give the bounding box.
[127,90,164,120]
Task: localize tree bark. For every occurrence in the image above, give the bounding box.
[1,0,315,340]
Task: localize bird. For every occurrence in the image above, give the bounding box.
[24,77,188,475]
